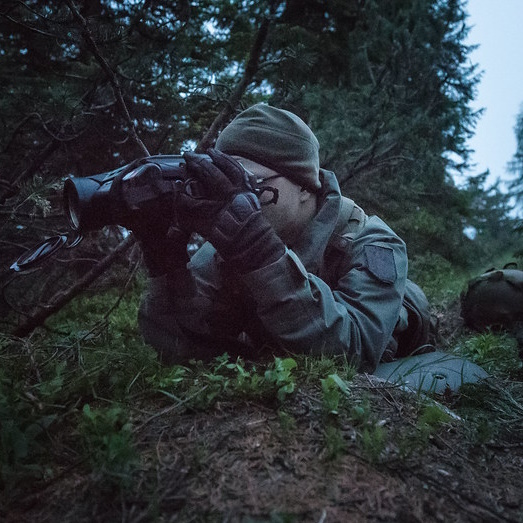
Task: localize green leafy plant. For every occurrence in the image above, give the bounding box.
[360,424,387,464]
[302,354,357,384]
[79,404,138,487]
[264,357,298,402]
[416,404,452,443]
[277,409,297,435]
[454,331,522,377]
[321,373,352,415]
[324,424,346,461]
[349,396,372,426]
[408,252,470,306]
[147,365,189,390]
[148,355,299,408]
[397,403,453,458]
[418,404,452,428]
[0,371,56,489]
[321,375,342,415]
[458,380,523,443]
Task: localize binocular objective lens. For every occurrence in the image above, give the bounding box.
[64,180,81,230]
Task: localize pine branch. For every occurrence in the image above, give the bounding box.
[197,16,271,152]
[0,139,59,204]
[10,1,152,338]
[12,7,272,338]
[65,0,150,158]
[12,234,136,338]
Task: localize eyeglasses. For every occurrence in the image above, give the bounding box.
[241,165,283,206]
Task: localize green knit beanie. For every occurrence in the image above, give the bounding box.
[215,104,321,191]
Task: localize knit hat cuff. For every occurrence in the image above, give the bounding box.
[216,104,321,191]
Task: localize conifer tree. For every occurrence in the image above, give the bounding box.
[1,0,520,328]
[508,106,523,207]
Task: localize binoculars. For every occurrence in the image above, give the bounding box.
[11,154,200,271]
[63,154,196,233]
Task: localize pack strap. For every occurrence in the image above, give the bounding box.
[331,197,366,249]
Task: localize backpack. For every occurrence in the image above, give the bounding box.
[461,264,523,331]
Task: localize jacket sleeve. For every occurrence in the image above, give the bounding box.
[138,242,246,363]
[240,216,407,372]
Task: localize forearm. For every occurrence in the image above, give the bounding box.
[138,248,247,362]
[138,268,200,361]
[242,249,406,372]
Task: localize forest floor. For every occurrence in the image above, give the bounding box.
[4,301,523,523]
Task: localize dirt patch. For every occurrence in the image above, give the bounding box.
[431,298,465,349]
[8,376,523,523]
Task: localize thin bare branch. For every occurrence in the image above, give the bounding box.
[197,16,271,152]
[12,234,136,338]
[65,0,150,157]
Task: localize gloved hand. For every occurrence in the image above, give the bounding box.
[181,149,285,273]
[179,149,252,235]
[108,160,190,277]
[129,204,189,277]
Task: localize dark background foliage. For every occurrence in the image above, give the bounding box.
[0,0,520,327]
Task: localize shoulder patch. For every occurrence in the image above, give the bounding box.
[364,245,397,284]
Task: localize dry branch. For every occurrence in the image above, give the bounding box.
[197,17,271,152]
[10,0,150,338]
[0,140,59,204]
[65,0,150,158]
[12,234,135,338]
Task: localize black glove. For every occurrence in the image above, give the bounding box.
[129,204,189,277]
[179,150,251,235]
[127,193,189,278]
[181,149,285,273]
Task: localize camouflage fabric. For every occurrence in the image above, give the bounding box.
[139,169,426,372]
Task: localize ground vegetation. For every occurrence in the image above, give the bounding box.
[1,2,522,520]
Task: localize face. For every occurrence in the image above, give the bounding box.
[234,157,316,244]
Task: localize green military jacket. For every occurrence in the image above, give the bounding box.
[138,169,409,372]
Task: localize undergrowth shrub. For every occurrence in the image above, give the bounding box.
[79,403,138,487]
[0,368,56,490]
[457,380,523,443]
[360,424,387,463]
[454,331,522,377]
[408,252,470,306]
[1,250,522,502]
[148,354,299,409]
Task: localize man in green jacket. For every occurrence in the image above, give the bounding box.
[137,104,428,372]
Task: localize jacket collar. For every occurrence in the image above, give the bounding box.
[291,169,342,273]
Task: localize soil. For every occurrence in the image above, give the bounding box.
[8,383,523,522]
[5,301,523,523]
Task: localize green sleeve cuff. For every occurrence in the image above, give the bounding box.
[241,249,308,302]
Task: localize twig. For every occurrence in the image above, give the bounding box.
[10,5,272,335]
[0,139,59,204]
[12,235,136,338]
[74,248,142,343]
[135,385,209,432]
[402,469,520,523]
[197,16,271,151]
[65,0,150,157]
[9,1,152,336]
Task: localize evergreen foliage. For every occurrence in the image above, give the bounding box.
[508,105,523,215]
[1,5,523,517]
[0,0,520,322]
